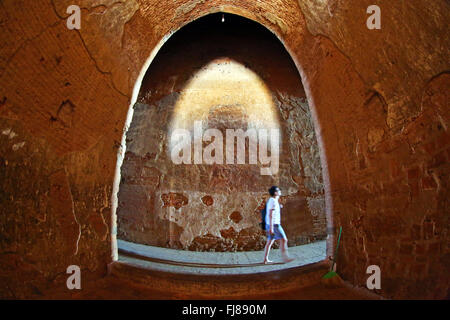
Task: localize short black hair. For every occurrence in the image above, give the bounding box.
[268,186,279,196]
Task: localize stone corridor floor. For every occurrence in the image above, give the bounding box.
[117,239,327,274]
[29,240,382,300]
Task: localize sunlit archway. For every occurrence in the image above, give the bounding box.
[113,12,328,273]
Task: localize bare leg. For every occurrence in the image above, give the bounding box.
[263,239,275,264]
[280,238,294,262]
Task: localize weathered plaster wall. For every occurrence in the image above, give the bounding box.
[0,0,448,299]
[116,14,326,251]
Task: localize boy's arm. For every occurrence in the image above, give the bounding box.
[269,208,274,234]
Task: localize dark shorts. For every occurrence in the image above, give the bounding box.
[265,224,287,240]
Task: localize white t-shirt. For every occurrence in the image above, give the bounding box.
[265,197,281,225]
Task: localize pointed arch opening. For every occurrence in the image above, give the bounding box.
[111,12,330,273]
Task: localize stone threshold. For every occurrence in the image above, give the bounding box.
[108,258,331,297]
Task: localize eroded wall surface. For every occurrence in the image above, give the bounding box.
[0,0,448,299]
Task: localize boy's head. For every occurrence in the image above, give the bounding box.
[268,186,281,196]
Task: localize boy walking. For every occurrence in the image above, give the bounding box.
[263,186,295,264]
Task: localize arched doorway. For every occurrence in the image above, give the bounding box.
[112,12,329,272]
